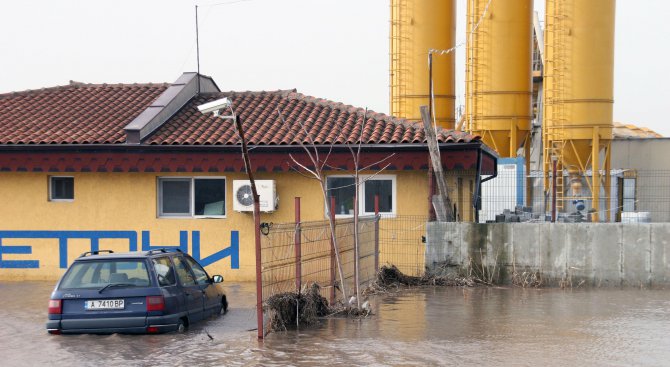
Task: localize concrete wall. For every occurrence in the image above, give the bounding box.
[426,222,670,287]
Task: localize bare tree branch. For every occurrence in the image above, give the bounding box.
[359,153,397,172]
[276,105,349,300]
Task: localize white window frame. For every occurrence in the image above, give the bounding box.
[360,174,397,217]
[49,176,74,202]
[157,176,227,219]
[325,174,397,218]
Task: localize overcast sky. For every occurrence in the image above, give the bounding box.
[1,0,668,136]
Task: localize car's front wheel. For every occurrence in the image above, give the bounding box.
[220,296,228,315]
[177,318,187,333]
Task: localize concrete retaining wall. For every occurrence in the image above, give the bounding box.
[426,223,670,287]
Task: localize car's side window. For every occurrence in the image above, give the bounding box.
[152,257,176,286]
[173,256,196,286]
[184,256,210,286]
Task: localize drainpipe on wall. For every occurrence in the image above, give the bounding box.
[473,145,498,223]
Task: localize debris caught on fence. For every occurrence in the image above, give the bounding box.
[265,283,375,333]
[364,265,479,295]
[265,283,329,332]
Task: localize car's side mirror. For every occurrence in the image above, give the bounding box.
[211,275,223,283]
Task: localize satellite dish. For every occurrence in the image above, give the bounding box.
[236,184,254,207]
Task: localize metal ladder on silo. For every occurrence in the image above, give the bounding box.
[466,0,488,144]
[390,0,409,119]
[543,0,569,211]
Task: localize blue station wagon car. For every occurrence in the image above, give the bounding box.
[46,249,227,334]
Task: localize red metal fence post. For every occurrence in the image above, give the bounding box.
[374,194,380,272]
[330,196,336,305]
[295,197,301,293]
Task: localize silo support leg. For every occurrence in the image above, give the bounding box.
[604,143,612,222]
[592,127,600,222]
[525,139,531,206]
[510,119,518,158]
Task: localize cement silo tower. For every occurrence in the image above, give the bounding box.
[465,0,534,158]
[390,0,456,129]
[543,0,616,221]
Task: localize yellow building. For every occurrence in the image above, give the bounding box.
[0,73,497,281]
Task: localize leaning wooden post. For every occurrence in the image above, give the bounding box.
[329,196,337,305]
[233,115,263,340]
[420,105,454,221]
[295,197,302,293]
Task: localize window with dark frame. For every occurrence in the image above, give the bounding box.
[622,178,636,212]
[364,178,393,213]
[158,177,226,218]
[50,177,74,201]
[326,175,396,216]
[326,176,355,215]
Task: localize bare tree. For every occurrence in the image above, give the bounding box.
[342,108,395,307]
[276,106,395,307]
[275,106,349,301]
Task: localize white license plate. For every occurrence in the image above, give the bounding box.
[85,299,125,310]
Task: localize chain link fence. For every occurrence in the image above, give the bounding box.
[260,216,377,306]
[481,167,670,223]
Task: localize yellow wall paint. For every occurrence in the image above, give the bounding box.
[0,170,450,281]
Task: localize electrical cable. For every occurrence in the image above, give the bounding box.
[427,0,493,137]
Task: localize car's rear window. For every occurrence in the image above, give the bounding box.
[59,260,151,289]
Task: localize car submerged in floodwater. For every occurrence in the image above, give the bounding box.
[46,248,227,334]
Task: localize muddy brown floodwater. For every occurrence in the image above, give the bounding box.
[1,281,669,366]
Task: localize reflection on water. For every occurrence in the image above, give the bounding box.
[1,281,669,366]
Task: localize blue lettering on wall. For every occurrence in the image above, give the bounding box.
[0,230,239,270]
[0,238,39,269]
[141,230,239,269]
[191,231,240,268]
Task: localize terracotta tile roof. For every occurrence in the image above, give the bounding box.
[0,82,168,144]
[146,91,479,146]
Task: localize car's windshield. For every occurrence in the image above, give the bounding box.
[59,260,151,289]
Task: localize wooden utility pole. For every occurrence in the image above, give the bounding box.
[420,105,454,222]
[234,115,264,339]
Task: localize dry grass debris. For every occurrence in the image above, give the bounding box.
[364,265,478,295]
[264,283,329,332]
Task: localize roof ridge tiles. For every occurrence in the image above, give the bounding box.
[0,81,170,100]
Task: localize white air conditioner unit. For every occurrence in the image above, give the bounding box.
[232,180,278,212]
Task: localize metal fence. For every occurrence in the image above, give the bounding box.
[260,214,431,306]
[260,216,378,306]
[480,167,670,223]
[378,215,427,277]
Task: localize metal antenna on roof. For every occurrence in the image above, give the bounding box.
[195,5,201,94]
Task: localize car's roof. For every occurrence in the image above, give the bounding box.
[75,250,183,261]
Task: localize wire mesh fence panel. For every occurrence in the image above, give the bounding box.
[260,222,299,304]
[378,215,427,277]
[480,169,670,223]
[297,220,337,301]
[357,218,377,288]
[260,216,378,305]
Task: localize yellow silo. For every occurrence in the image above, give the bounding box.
[543,0,615,220]
[465,0,533,158]
[390,0,456,129]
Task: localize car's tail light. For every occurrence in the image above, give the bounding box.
[48,299,62,315]
[147,326,159,333]
[146,296,165,312]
